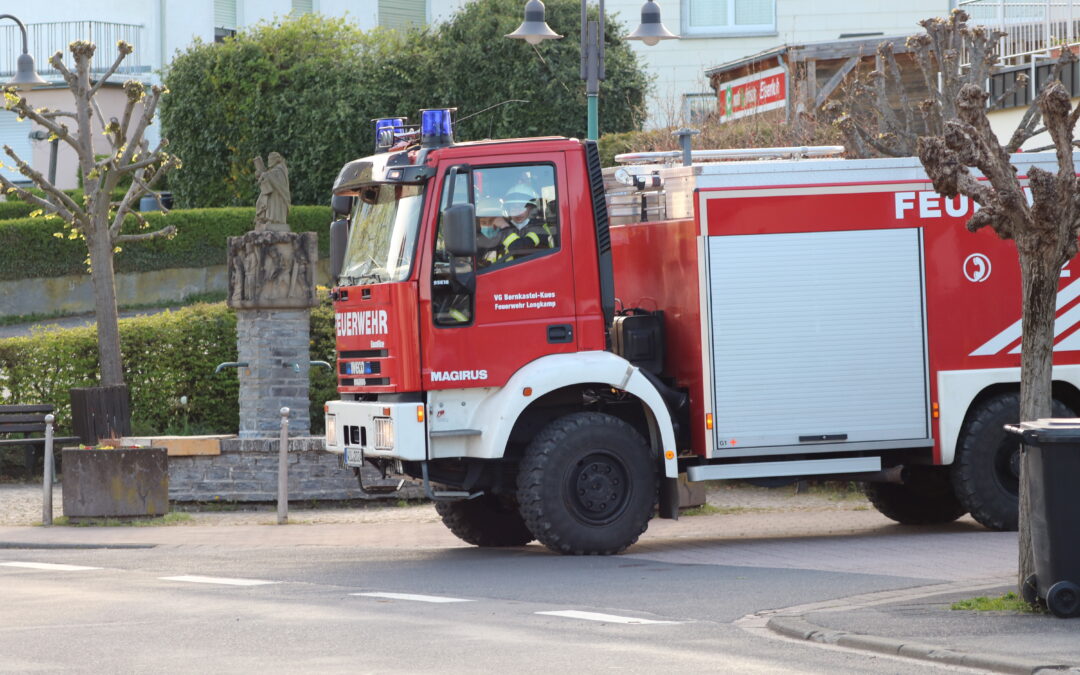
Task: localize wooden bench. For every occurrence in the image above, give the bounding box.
[0,404,82,478]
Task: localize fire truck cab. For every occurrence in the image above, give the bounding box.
[324,110,1080,555]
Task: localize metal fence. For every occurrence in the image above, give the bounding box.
[961,0,1080,64]
[0,21,147,81]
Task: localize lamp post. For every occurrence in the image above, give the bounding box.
[0,14,46,87]
[507,0,676,141]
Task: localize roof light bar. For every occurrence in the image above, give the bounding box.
[420,108,455,149]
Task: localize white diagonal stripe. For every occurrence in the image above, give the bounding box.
[352,592,472,603]
[159,575,278,586]
[536,610,680,625]
[1,562,101,571]
[972,278,1080,356]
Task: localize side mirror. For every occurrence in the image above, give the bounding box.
[329,218,349,280]
[331,194,354,218]
[443,203,477,257]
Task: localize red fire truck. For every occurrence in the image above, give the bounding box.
[323,109,1080,555]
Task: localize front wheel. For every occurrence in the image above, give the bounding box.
[517,412,657,555]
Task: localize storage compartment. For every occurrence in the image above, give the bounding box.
[706,228,930,452]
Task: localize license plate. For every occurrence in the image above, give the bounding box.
[344,447,366,467]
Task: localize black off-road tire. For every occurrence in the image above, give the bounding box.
[434,494,535,547]
[517,412,657,555]
[862,465,966,525]
[952,392,1073,531]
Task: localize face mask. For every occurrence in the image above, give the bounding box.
[481,226,497,238]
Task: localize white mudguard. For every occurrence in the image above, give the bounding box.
[426,351,679,478]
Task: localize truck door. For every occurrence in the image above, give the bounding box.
[420,156,578,389]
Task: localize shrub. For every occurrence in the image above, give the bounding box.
[0,298,338,436]
[0,205,332,281]
[161,7,649,208]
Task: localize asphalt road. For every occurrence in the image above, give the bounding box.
[0,517,1014,674]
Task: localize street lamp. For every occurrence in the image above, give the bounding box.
[507,0,676,141]
[0,14,46,87]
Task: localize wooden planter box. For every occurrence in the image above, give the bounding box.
[61,447,169,519]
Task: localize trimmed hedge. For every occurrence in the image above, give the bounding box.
[0,297,338,436]
[0,201,34,220]
[0,205,332,281]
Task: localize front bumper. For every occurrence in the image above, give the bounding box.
[324,399,427,462]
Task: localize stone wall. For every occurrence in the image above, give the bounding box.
[167,437,423,502]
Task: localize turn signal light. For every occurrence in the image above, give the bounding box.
[382,407,391,416]
[706,413,714,430]
[417,405,425,423]
[665,450,675,460]
[523,387,533,397]
[932,402,940,419]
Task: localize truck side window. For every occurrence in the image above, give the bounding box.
[474,164,559,269]
[432,164,560,326]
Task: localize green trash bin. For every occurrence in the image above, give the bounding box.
[1006,419,1080,618]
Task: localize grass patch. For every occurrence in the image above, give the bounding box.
[681,504,750,516]
[49,512,193,527]
[951,592,1041,613]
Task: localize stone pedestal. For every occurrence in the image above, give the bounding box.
[237,309,312,437]
[227,230,319,439]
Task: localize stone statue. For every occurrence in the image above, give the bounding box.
[253,152,290,232]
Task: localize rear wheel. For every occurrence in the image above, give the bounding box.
[517,412,657,555]
[952,393,1074,531]
[862,465,966,525]
[435,494,535,547]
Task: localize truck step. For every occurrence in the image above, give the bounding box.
[686,456,881,482]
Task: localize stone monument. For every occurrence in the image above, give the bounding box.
[227,154,318,437]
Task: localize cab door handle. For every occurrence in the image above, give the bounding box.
[547,324,573,343]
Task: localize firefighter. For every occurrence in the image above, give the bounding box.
[494,194,556,263]
[476,197,511,267]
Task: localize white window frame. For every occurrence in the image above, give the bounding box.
[680,0,777,38]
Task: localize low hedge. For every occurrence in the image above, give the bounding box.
[0,297,338,437]
[0,205,332,281]
[0,200,34,220]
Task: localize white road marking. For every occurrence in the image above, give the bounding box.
[159,575,279,586]
[1,562,101,571]
[352,592,473,603]
[536,610,680,625]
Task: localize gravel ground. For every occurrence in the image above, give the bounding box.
[0,480,871,528]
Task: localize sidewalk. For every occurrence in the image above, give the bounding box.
[2,481,1079,673]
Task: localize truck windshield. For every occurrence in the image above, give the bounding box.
[338,183,424,285]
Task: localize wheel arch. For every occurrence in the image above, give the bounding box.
[469,352,678,478]
[938,366,1080,465]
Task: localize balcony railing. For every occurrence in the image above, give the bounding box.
[960,0,1080,64]
[0,21,147,82]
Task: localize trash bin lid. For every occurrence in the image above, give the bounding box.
[1005,418,1080,445]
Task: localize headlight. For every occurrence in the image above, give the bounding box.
[374,417,394,450]
[325,414,337,446]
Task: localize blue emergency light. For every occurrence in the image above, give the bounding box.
[420,108,454,148]
[373,117,405,152]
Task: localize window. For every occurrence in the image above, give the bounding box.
[683,93,716,125]
[378,0,427,31]
[681,0,775,37]
[214,0,237,42]
[0,111,34,184]
[291,0,314,16]
[432,164,560,326]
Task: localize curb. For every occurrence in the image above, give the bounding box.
[767,615,1075,674]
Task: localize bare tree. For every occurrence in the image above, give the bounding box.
[829,11,1045,159]
[0,40,180,388]
[838,9,1080,595]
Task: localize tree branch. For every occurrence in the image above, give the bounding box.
[115,223,176,244]
[1,145,83,219]
[87,41,134,99]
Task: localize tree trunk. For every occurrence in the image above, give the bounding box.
[1016,247,1058,590]
[87,230,125,388]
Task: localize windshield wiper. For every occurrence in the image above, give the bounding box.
[342,257,389,285]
